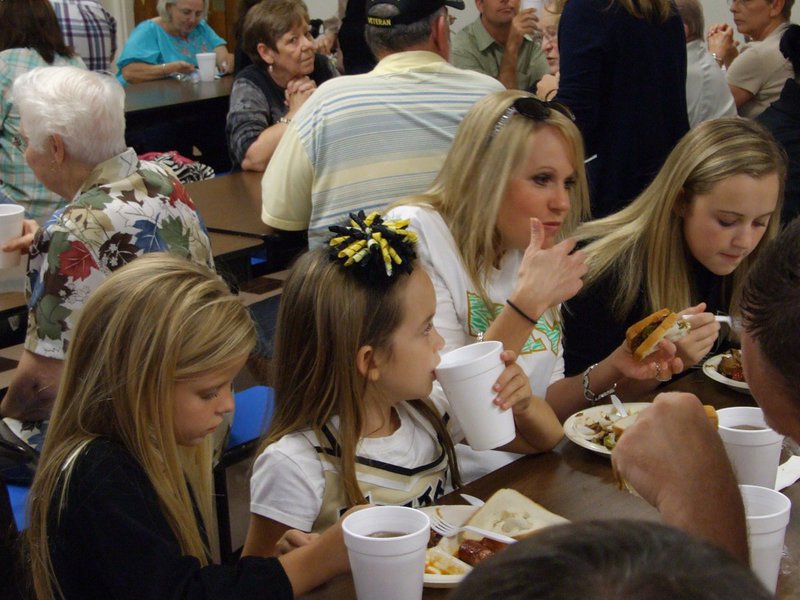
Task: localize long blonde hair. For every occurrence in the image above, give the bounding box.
[574,118,786,321]
[395,90,590,308]
[27,254,257,600]
[262,249,461,506]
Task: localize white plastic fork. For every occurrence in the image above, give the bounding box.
[429,513,517,545]
[682,314,742,331]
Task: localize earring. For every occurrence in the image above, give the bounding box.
[268,63,273,74]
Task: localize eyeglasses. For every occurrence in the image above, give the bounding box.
[11,134,27,152]
[490,97,576,140]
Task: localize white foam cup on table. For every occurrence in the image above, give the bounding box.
[0,205,25,269]
[195,52,216,81]
[435,340,515,451]
[740,484,791,593]
[718,407,783,489]
[342,506,430,600]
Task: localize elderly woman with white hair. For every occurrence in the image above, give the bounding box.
[0,66,213,430]
[116,0,234,84]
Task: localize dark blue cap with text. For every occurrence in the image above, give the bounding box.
[366,0,465,27]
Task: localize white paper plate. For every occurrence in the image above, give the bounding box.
[703,354,750,394]
[421,505,478,588]
[563,402,653,456]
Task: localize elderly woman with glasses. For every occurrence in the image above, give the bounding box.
[0,0,86,222]
[387,92,676,477]
[562,118,784,415]
[0,66,213,426]
[708,0,794,117]
[117,0,234,84]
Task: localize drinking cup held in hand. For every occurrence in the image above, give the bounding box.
[718,407,783,489]
[740,484,791,593]
[342,506,430,600]
[0,205,25,269]
[195,52,216,82]
[521,0,544,11]
[435,341,515,451]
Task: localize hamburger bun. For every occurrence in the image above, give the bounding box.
[465,488,568,540]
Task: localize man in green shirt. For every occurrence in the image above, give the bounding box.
[452,0,548,90]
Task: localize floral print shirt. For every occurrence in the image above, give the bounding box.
[25,148,213,359]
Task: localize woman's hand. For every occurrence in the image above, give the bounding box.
[492,350,533,412]
[1,218,38,254]
[217,51,234,75]
[707,24,738,66]
[274,529,320,556]
[168,60,195,76]
[511,218,587,321]
[536,73,559,100]
[609,338,684,382]
[284,76,316,116]
[674,303,720,369]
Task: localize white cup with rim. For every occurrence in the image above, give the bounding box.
[740,484,791,593]
[718,407,783,489]
[435,340,515,451]
[342,506,430,600]
[0,204,25,269]
[195,52,216,82]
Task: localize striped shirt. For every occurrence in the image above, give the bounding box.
[260,50,504,248]
[50,0,117,72]
[0,49,86,223]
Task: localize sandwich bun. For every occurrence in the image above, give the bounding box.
[625,309,690,361]
[465,488,568,540]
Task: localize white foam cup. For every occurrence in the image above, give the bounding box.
[195,52,216,82]
[342,506,430,600]
[718,407,783,489]
[740,484,791,593]
[435,341,515,451]
[0,204,25,269]
[521,0,544,11]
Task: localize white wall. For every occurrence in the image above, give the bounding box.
[303,0,798,41]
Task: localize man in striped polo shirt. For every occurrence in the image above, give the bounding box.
[260,0,504,248]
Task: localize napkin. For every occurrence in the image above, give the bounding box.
[775,455,800,491]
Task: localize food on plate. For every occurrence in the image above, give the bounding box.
[424,546,472,576]
[625,308,691,360]
[457,538,506,566]
[611,404,718,442]
[575,407,648,450]
[424,489,568,577]
[466,488,569,538]
[717,348,745,382]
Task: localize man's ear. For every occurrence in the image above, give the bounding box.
[50,134,66,165]
[769,0,786,18]
[356,345,381,382]
[431,12,450,58]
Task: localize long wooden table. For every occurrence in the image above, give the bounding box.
[124,76,234,174]
[301,370,800,599]
[186,172,271,238]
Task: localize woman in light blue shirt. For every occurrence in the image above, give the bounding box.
[117,0,233,84]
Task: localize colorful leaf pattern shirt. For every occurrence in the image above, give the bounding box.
[25,148,214,359]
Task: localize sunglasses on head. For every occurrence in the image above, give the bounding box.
[490,97,576,140]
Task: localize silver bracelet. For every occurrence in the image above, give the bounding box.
[476,331,484,343]
[582,363,617,406]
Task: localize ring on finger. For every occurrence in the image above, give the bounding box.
[655,363,672,382]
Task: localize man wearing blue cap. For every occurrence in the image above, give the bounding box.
[260,0,503,249]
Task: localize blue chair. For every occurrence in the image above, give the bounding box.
[7,483,28,532]
[214,386,274,563]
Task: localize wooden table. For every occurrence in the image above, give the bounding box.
[302,370,800,599]
[187,172,271,238]
[0,292,25,321]
[124,76,233,174]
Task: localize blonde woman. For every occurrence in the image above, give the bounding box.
[26,254,351,599]
[555,0,690,218]
[388,90,677,434]
[563,118,785,412]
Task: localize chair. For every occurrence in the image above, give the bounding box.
[1,481,28,599]
[214,386,274,564]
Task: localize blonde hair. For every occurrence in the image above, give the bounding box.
[262,249,461,506]
[575,118,786,321]
[27,254,256,600]
[395,89,590,308]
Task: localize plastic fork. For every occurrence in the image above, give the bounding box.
[429,512,516,545]
[682,314,742,331]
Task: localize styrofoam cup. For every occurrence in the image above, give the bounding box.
[521,0,544,11]
[435,341,515,451]
[195,52,216,82]
[740,484,791,593]
[342,506,429,600]
[0,204,25,269]
[718,407,783,489]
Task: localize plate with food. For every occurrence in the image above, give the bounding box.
[563,402,653,456]
[703,350,750,394]
[422,489,568,588]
